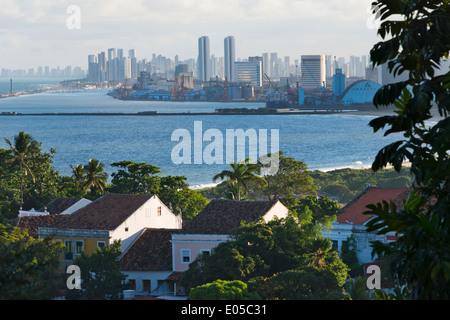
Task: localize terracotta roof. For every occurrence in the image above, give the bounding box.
[38,197,81,215]
[120,228,181,272]
[336,187,412,225]
[15,215,67,239]
[51,193,153,231]
[183,200,279,234]
[165,272,184,282]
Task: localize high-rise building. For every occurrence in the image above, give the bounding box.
[224,36,236,82]
[197,36,211,82]
[129,49,137,79]
[88,55,98,81]
[332,68,346,96]
[108,48,116,61]
[270,53,278,78]
[234,61,263,87]
[301,55,326,89]
[284,56,291,77]
[262,53,270,77]
[97,52,106,82]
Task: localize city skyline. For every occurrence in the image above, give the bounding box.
[0,0,379,70]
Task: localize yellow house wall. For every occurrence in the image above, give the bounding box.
[49,236,110,260]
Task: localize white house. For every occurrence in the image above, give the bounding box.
[38,193,182,265]
[327,186,411,264]
[119,199,289,299]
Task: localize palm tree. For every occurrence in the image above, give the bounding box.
[4,131,40,205]
[309,238,333,268]
[70,163,85,183]
[212,158,266,201]
[82,159,108,197]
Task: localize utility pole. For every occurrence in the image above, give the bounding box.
[10,79,13,94]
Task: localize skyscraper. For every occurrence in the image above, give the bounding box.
[262,53,270,77]
[270,53,278,78]
[197,36,211,82]
[129,49,137,79]
[234,61,263,87]
[224,36,236,82]
[301,55,326,89]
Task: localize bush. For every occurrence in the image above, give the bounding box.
[189,280,260,300]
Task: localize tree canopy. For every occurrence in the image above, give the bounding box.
[364,0,450,299]
[181,216,349,299]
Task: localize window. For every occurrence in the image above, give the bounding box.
[143,280,151,292]
[157,206,162,216]
[97,241,106,249]
[64,240,73,260]
[125,227,129,232]
[128,279,136,290]
[181,249,191,264]
[200,249,211,256]
[75,240,84,255]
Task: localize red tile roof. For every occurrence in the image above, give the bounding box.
[336,187,411,225]
[38,197,81,215]
[120,228,181,272]
[51,193,153,231]
[183,200,280,234]
[15,215,67,239]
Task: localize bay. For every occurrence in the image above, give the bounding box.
[0,89,401,188]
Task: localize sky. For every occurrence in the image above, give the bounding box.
[0,0,381,70]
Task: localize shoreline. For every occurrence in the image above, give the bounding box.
[188,162,414,191]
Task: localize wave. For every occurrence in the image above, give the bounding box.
[188,161,373,189]
[189,182,221,190]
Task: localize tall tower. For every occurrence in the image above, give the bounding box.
[301,55,326,89]
[262,53,270,77]
[197,36,211,82]
[224,36,236,82]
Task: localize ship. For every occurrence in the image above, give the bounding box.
[265,90,290,108]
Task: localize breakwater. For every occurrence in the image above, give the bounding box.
[1,109,356,117]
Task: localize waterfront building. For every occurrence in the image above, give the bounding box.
[224,36,236,82]
[332,68,346,97]
[301,55,326,89]
[339,80,381,105]
[234,61,263,87]
[97,52,107,82]
[87,55,98,81]
[197,36,211,82]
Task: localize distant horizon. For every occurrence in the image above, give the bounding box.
[1,51,371,74]
[1,0,379,70]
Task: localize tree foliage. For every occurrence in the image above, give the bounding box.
[65,241,127,300]
[213,157,267,201]
[181,216,349,299]
[0,221,63,299]
[109,161,209,221]
[310,167,412,203]
[189,280,260,300]
[1,132,62,214]
[364,0,450,299]
[258,152,316,201]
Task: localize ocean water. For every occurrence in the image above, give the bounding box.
[0,78,65,95]
[0,89,403,187]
